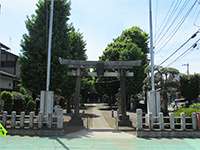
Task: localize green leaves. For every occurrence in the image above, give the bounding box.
[99,26,148,99]
[20,0,87,98]
[180,74,200,102]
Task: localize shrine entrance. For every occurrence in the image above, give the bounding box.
[59,58,141,128]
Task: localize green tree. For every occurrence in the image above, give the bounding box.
[154,67,180,114]
[180,74,200,104]
[20,0,86,98]
[99,26,148,105]
[95,77,119,105]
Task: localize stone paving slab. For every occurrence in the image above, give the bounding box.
[85,104,112,129]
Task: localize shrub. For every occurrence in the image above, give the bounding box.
[19,86,28,95]
[175,103,200,116]
[175,107,200,116]
[0,91,13,113]
[24,94,33,105]
[26,100,36,112]
[59,96,66,108]
[190,103,200,109]
[12,92,26,113]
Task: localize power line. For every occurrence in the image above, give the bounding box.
[155,0,189,46]
[166,40,199,67]
[154,0,180,43]
[159,30,199,66]
[153,0,158,40]
[167,46,193,67]
[193,3,200,26]
[156,0,198,53]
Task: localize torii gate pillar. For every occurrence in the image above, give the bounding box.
[74,68,81,115]
[118,69,132,126]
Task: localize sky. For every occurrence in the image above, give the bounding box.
[0,0,200,74]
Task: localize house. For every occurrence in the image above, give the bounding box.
[0,42,20,90]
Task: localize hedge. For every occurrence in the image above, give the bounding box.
[0,91,13,113]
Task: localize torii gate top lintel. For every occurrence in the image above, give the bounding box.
[59,57,142,69]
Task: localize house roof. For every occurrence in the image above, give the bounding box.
[0,70,16,78]
[0,42,10,50]
[1,49,18,58]
[0,42,18,58]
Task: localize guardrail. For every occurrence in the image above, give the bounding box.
[0,109,63,129]
[136,109,197,131]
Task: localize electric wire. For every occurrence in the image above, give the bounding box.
[153,0,158,41]
[156,0,198,54]
[166,49,192,67]
[154,0,180,43]
[159,30,199,66]
[166,39,199,67]
[193,4,200,26]
[155,0,189,46]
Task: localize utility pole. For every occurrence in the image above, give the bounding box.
[46,0,54,91]
[149,0,155,91]
[148,0,160,117]
[39,0,55,121]
[182,63,189,76]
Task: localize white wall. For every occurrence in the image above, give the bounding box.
[0,75,13,90]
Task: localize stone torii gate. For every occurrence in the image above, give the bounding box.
[59,58,141,126]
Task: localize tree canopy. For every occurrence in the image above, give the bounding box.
[20,0,87,97]
[98,26,148,101]
[180,74,200,103]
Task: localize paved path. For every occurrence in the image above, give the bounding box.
[1,130,200,150]
[85,103,112,129]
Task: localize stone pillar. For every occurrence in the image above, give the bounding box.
[29,112,35,128]
[40,91,54,117]
[156,91,160,114]
[136,109,143,130]
[2,111,7,126]
[57,108,63,129]
[192,112,197,130]
[119,69,126,117]
[20,112,25,128]
[11,111,16,128]
[118,69,131,126]
[147,91,160,117]
[159,112,164,130]
[169,112,175,130]
[181,112,186,130]
[38,112,43,129]
[148,112,153,130]
[48,113,52,128]
[74,68,81,116]
[54,105,61,115]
